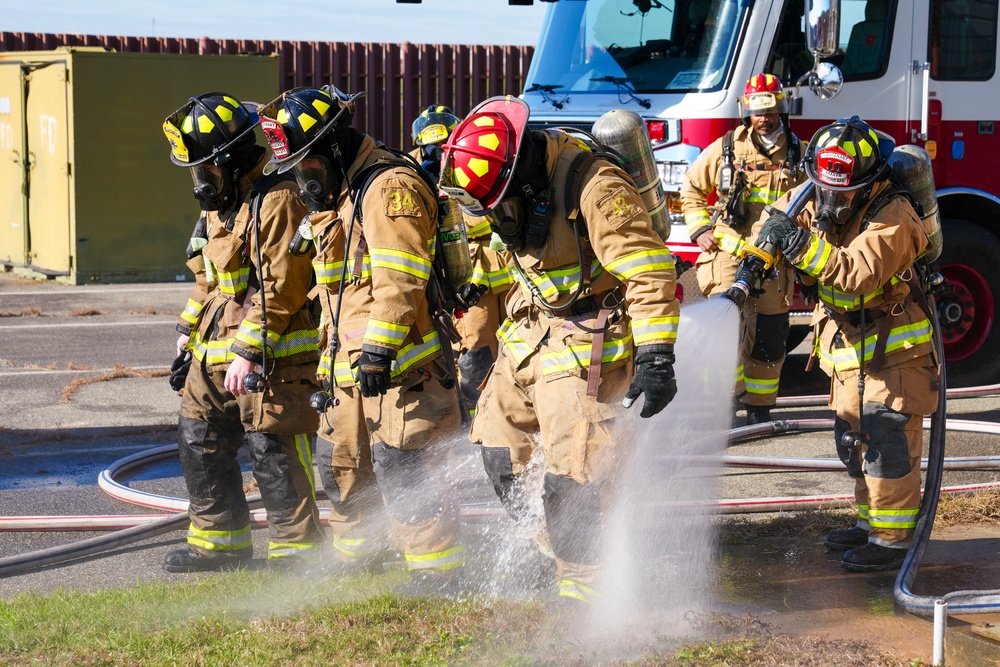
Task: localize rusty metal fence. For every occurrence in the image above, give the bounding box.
[1,32,534,150]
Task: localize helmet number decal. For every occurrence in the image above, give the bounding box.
[816,147,855,188]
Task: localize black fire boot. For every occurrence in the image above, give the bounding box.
[162,546,252,573]
[745,405,772,425]
[824,526,870,550]
[841,542,907,572]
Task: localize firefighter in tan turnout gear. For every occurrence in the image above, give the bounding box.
[681,73,805,424]
[753,116,940,572]
[258,86,467,596]
[162,92,324,572]
[440,96,680,606]
[411,105,512,416]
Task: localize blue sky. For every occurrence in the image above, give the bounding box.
[0,0,550,46]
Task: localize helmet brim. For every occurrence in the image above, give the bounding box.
[804,128,895,192]
[165,97,260,168]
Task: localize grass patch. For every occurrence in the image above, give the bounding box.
[0,572,915,667]
[0,307,41,317]
[936,487,1000,526]
[62,364,170,402]
[69,307,107,316]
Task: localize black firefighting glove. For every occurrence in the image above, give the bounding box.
[356,349,393,397]
[456,283,489,310]
[168,350,192,392]
[622,344,677,418]
[755,210,810,261]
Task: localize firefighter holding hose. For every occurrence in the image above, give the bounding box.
[440,95,680,606]
[681,73,806,425]
[751,116,940,572]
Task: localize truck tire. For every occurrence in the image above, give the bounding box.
[935,219,1000,388]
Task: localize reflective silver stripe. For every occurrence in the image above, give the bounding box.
[604,248,675,281]
[631,316,679,345]
[333,535,370,559]
[267,541,321,560]
[404,544,466,571]
[558,578,598,604]
[364,319,409,347]
[369,248,432,280]
[540,334,632,375]
[234,322,320,357]
[392,331,442,378]
[187,523,252,552]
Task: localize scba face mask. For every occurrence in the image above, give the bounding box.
[190,164,235,212]
[293,155,340,213]
[813,187,858,233]
[489,198,528,251]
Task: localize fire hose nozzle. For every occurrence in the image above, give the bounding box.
[722,281,750,309]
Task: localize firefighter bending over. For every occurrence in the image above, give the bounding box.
[754,116,940,572]
[411,105,513,417]
[161,92,325,572]
[440,96,680,606]
[258,87,466,596]
[681,73,806,424]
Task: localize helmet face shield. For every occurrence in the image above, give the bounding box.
[412,106,460,146]
[163,93,259,167]
[739,73,787,120]
[439,96,529,215]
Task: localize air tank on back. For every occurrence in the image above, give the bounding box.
[437,197,473,288]
[591,109,671,241]
[888,145,943,262]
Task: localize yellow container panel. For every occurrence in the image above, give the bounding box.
[69,51,280,283]
[0,63,27,267]
[0,48,279,283]
[26,61,71,275]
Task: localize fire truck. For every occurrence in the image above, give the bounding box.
[517,0,1000,388]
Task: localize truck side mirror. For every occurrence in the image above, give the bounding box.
[805,0,841,59]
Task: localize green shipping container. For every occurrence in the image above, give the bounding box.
[0,47,279,284]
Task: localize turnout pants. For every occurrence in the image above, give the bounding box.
[696,246,792,407]
[829,358,939,547]
[178,359,324,560]
[314,367,464,573]
[470,342,631,603]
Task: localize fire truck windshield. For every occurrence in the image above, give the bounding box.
[526,0,751,96]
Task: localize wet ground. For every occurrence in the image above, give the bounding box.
[2,271,1000,665]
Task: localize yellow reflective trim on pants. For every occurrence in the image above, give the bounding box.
[295,433,315,500]
[333,535,369,559]
[498,319,536,366]
[867,507,919,530]
[558,578,598,604]
[268,541,322,560]
[744,376,779,395]
[404,544,466,571]
[187,523,252,552]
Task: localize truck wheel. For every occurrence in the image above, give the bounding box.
[935,219,1000,388]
